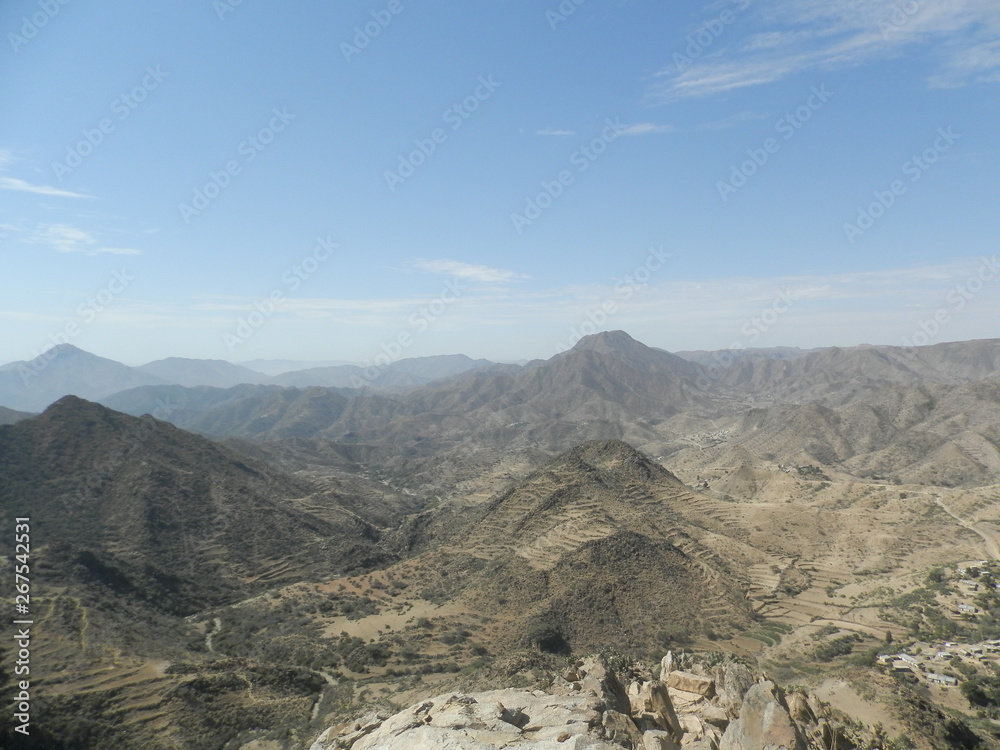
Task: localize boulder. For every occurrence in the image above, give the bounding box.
[603,709,643,746]
[579,655,632,715]
[628,680,683,737]
[785,692,815,726]
[667,671,715,698]
[713,662,754,716]
[696,704,730,730]
[644,729,682,750]
[719,681,804,750]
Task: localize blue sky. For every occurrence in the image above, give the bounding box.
[1,0,998,366]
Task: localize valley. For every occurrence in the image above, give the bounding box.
[2,332,1000,749]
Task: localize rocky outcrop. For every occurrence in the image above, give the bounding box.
[719,681,804,750]
[311,654,881,750]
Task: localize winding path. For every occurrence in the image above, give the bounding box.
[935,496,1000,560]
[205,617,222,653]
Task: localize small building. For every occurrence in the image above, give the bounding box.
[957,604,979,615]
[936,651,953,660]
[899,654,921,667]
[927,673,958,686]
[892,661,914,674]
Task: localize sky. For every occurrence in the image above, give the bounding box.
[1,0,998,367]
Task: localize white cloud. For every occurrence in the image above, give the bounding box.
[536,128,576,136]
[94,247,142,255]
[408,258,530,283]
[31,224,142,255]
[618,123,672,136]
[0,176,91,199]
[652,0,1000,101]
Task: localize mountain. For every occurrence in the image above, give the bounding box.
[99,382,288,424]
[0,396,393,610]
[0,344,169,411]
[136,356,271,387]
[239,357,355,376]
[674,345,824,368]
[270,353,496,390]
[0,405,33,425]
[404,330,711,423]
[384,440,755,655]
[719,339,1000,405]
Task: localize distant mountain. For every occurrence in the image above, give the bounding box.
[238,357,355,376]
[270,353,496,390]
[673,346,824,368]
[99,382,284,420]
[0,405,33,425]
[407,330,711,424]
[104,384,403,441]
[719,339,1000,405]
[136,356,271,387]
[673,379,1000,487]
[0,344,169,411]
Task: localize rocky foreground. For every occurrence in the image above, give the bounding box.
[310,652,881,750]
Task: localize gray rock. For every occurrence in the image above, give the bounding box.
[713,662,755,716]
[666,671,715,698]
[644,729,682,750]
[719,681,804,750]
[314,688,619,750]
[579,654,632,715]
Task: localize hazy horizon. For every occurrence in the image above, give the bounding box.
[3,1,997,364]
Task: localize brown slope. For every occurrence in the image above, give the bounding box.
[720,339,1000,406]
[391,440,754,655]
[0,396,393,613]
[675,379,1000,487]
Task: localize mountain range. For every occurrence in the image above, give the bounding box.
[2,330,1000,748]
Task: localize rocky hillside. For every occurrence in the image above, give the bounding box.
[310,652,939,750]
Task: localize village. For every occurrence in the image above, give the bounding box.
[875,560,1000,698]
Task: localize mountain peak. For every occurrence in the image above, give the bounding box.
[44,343,89,358]
[570,330,643,354]
[560,439,685,486]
